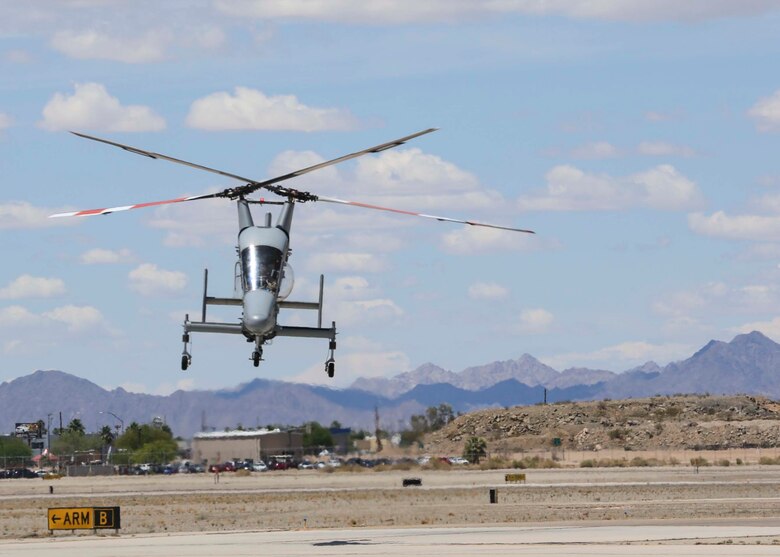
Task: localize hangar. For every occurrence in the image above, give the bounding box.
[191,429,303,464]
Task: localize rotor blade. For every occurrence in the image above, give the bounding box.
[49,192,221,218]
[70,128,439,194]
[316,196,535,234]
[70,132,259,184]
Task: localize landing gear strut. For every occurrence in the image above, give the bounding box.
[251,338,263,367]
[181,317,192,371]
[325,339,336,378]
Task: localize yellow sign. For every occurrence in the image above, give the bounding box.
[48,507,121,530]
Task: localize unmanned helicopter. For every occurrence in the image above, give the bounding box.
[51,129,534,377]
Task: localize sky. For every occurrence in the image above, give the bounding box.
[2,0,780,395]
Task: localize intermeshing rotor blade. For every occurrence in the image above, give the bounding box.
[70,132,260,184]
[316,196,535,234]
[69,128,439,194]
[49,192,221,218]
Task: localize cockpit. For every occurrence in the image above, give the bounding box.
[241,245,283,293]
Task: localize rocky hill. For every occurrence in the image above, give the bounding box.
[425,394,780,455]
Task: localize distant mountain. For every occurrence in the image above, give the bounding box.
[350,331,780,403]
[350,363,457,398]
[600,331,780,399]
[0,370,421,438]
[3,332,779,438]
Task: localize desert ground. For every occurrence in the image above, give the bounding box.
[2,461,780,545]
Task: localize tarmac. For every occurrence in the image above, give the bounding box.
[3,523,780,556]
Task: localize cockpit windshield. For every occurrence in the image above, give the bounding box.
[241,245,283,293]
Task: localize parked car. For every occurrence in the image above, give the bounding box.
[448,457,470,465]
[252,461,268,472]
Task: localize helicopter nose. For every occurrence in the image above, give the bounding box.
[242,289,277,335]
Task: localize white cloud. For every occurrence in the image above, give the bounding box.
[331,299,404,327]
[518,164,703,212]
[637,141,696,158]
[128,263,187,296]
[570,141,618,159]
[329,276,378,301]
[0,304,108,334]
[468,282,508,300]
[0,201,80,229]
[0,275,66,300]
[40,82,166,132]
[352,148,501,211]
[653,282,728,320]
[0,112,12,130]
[291,337,410,386]
[43,305,105,333]
[186,87,359,131]
[215,0,780,23]
[515,308,554,334]
[748,89,780,132]
[688,211,780,241]
[542,340,692,371]
[306,252,387,273]
[0,305,40,328]
[50,29,172,63]
[733,318,780,342]
[80,248,133,264]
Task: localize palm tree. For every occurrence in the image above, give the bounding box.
[66,418,85,436]
[463,436,487,464]
[99,425,115,447]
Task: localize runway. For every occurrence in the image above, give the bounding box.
[2,524,780,556]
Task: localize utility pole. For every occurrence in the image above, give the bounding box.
[375,406,383,453]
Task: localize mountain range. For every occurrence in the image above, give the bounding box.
[1,331,778,438]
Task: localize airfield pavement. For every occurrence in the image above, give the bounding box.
[1,466,780,555]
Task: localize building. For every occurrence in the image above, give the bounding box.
[191,429,303,464]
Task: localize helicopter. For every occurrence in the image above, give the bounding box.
[51,129,534,378]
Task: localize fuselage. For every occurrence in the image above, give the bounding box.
[237,200,292,338]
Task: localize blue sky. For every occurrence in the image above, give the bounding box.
[3,1,780,394]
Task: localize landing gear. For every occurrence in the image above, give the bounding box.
[325,339,336,378]
[181,323,192,371]
[251,338,263,367]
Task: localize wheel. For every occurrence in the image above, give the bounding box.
[252,351,260,367]
[181,355,189,371]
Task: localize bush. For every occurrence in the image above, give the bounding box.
[479,458,509,470]
[511,456,559,469]
[579,459,595,468]
[716,459,730,467]
[690,457,709,467]
[759,456,780,465]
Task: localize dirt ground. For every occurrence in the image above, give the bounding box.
[2,463,780,540]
